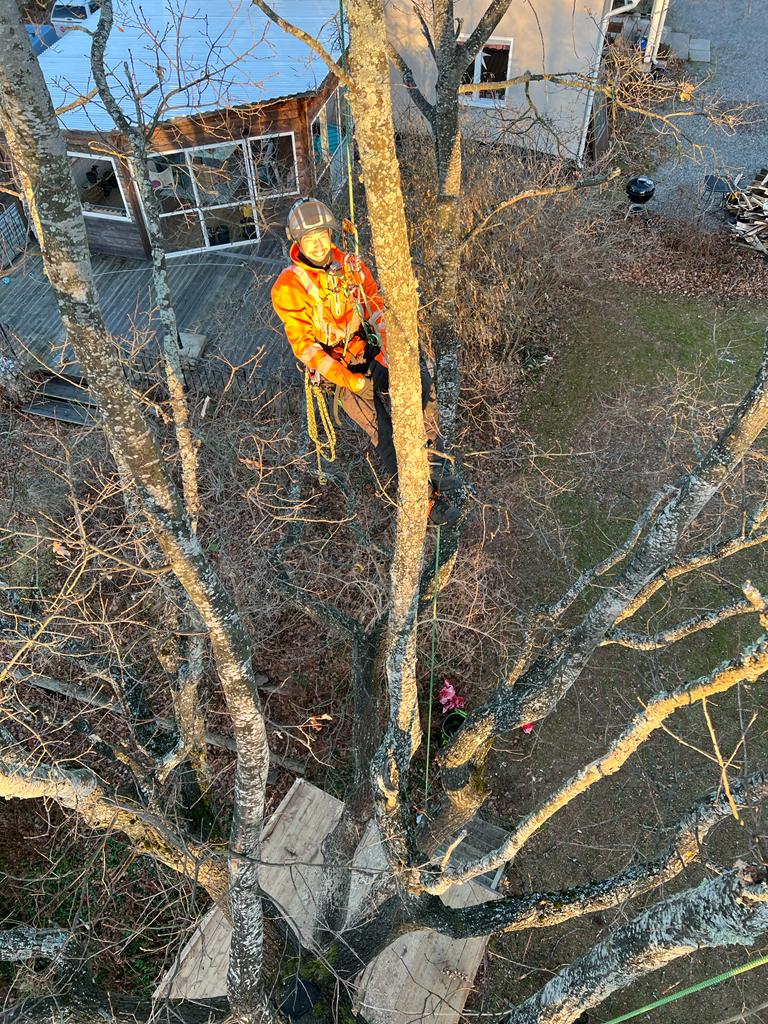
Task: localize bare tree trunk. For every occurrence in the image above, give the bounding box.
[91,0,209,798]
[92,0,201,532]
[344,0,430,873]
[0,928,70,962]
[0,9,268,1019]
[429,0,465,445]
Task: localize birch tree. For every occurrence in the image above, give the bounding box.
[2,2,768,1024]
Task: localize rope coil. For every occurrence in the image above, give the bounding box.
[304,370,337,484]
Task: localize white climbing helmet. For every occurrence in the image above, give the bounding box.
[286,197,338,242]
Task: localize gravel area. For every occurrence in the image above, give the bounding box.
[651,0,768,217]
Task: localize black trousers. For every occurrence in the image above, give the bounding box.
[372,362,435,482]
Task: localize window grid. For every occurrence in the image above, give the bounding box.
[142,131,299,255]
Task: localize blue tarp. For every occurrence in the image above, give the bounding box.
[25,23,59,55]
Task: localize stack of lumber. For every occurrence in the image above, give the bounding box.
[726,169,768,256]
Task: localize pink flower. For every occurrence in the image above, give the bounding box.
[521,722,534,735]
[438,678,467,713]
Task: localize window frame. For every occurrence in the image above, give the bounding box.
[68,150,133,222]
[248,131,300,199]
[311,88,348,183]
[459,36,514,107]
[139,131,299,257]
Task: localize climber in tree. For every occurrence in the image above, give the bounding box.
[271,197,458,525]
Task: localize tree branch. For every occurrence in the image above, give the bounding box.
[0,733,228,908]
[459,0,514,64]
[54,88,98,116]
[425,329,768,848]
[617,522,768,625]
[501,867,768,1024]
[1,994,230,1024]
[538,485,676,624]
[386,41,435,126]
[7,668,304,775]
[250,0,351,88]
[0,928,71,962]
[460,169,620,250]
[415,770,768,936]
[420,634,768,893]
[604,596,758,651]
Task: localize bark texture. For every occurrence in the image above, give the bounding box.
[0,8,268,1018]
[501,868,768,1024]
[344,0,430,873]
[0,928,71,962]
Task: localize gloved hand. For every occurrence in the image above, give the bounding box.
[349,373,375,401]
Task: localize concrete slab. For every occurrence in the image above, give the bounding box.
[178,330,207,361]
[669,30,691,58]
[688,37,712,61]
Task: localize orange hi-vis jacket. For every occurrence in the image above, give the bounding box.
[271,243,387,392]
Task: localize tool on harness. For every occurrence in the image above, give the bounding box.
[304,367,337,485]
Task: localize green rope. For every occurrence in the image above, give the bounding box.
[600,951,768,1024]
[337,0,356,240]
[423,525,442,804]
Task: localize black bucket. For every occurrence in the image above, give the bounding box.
[440,708,468,746]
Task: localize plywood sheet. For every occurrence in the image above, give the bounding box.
[154,780,503,1024]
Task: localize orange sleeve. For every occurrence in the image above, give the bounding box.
[271,270,367,392]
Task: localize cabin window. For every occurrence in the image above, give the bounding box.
[461,40,513,103]
[69,153,131,220]
[250,134,298,196]
[145,132,297,254]
[52,2,100,21]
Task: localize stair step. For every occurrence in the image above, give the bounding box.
[40,378,98,406]
[23,399,98,426]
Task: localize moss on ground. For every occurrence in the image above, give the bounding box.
[525,284,765,447]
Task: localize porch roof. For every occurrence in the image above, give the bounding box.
[39,0,341,133]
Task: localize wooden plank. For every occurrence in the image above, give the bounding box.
[153,781,506,1024]
[0,243,283,375]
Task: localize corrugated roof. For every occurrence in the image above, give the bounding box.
[40,0,341,132]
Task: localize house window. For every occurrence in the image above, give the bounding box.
[69,153,131,220]
[461,40,513,103]
[250,134,298,196]
[145,132,298,255]
[311,88,350,183]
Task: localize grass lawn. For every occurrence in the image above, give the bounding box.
[468,283,768,1024]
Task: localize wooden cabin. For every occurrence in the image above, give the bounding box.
[4,0,348,260]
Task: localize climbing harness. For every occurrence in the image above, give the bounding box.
[600,951,768,1024]
[304,368,337,485]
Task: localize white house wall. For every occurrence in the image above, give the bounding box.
[385,0,611,159]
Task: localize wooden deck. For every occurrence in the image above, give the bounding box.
[0,237,291,378]
[154,780,504,1024]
